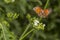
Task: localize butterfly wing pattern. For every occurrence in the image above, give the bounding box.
[33,6,42,14]
[33,6,52,18]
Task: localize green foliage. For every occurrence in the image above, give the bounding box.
[6,12,19,21]
[0,20,16,40]
[0,0,60,40]
[4,0,15,3]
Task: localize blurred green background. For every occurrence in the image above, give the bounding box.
[0,0,60,40]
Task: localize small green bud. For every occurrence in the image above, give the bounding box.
[7,12,13,18]
[13,13,19,19]
[0,20,10,29]
[2,20,10,27]
[7,12,19,21]
[37,23,45,30]
[26,14,31,20]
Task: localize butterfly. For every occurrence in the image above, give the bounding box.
[33,6,52,18]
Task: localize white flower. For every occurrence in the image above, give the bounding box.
[34,20,39,23]
[34,20,39,26]
[43,24,45,27]
[33,19,45,30]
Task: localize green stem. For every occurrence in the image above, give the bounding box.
[29,31,35,40]
[37,0,42,5]
[44,0,50,9]
[40,17,42,22]
[20,29,35,40]
[0,23,6,40]
[19,24,30,40]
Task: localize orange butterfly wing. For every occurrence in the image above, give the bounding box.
[44,8,52,17]
[44,9,49,16]
[33,6,42,14]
